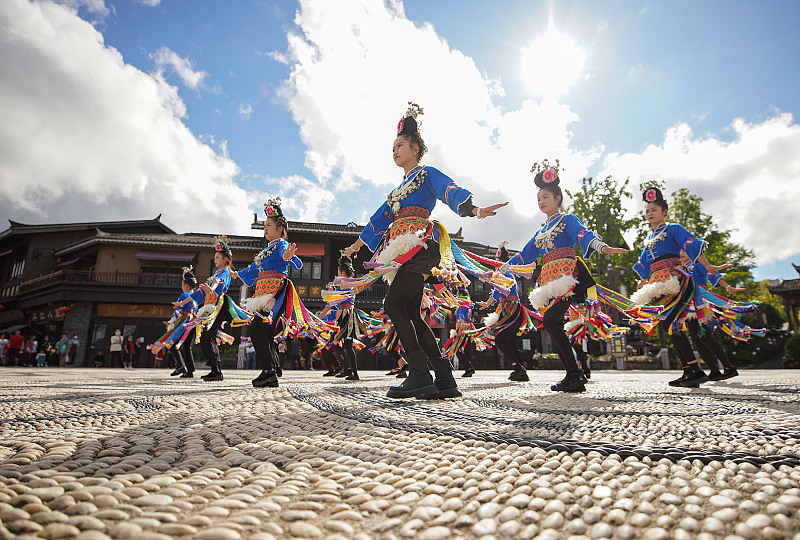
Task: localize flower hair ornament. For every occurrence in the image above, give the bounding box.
[397,101,424,137]
[639,180,666,204]
[213,235,232,257]
[264,197,284,219]
[181,265,194,279]
[531,158,562,188]
[496,240,509,259]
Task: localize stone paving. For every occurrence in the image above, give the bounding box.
[1,368,799,540]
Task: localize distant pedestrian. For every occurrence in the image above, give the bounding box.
[93,350,105,367]
[109,330,123,368]
[56,333,69,367]
[68,335,80,366]
[0,333,7,366]
[123,335,135,369]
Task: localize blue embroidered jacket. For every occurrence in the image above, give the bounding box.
[633,223,705,280]
[358,166,474,251]
[173,291,197,318]
[237,239,303,287]
[189,267,231,305]
[508,213,601,267]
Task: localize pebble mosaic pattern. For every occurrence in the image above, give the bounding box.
[0,368,799,539]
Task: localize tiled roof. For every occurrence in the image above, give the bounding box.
[0,216,174,240]
[54,231,264,257]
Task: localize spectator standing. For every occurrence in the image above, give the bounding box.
[7,330,24,366]
[0,333,7,366]
[68,335,79,366]
[123,336,135,369]
[245,339,256,370]
[133,337,144,368]
[278,341,287,372]
[532,349,541,369]
[109,330,123,368]
[36,349,46,367]
[25,336,37,366]
[56,333,70,367]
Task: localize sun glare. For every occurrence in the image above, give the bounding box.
[521,26,586,98]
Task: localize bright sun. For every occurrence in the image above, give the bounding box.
[521,26,586,98]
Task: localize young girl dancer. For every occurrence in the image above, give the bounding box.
[164,266,199,378]
[233,198,302,388]
[343,103,507,399]
[631,184,727,387]
[501,161,627,392]
[319,256,360,381]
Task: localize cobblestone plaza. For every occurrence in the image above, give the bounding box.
[1,369,799,539]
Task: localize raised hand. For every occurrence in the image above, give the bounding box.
[603,246,628,255]
[477,202,509,218]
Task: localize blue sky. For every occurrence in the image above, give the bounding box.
[1,0,799,281]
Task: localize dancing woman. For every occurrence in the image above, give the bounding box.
[233,198,301,388]
[631,184,726,387]
[319,256,361,381]
[180,238,236,381]
[343,103,507,399]
[501,161,627,392]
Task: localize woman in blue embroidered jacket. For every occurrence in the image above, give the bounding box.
[344,103,507,399]
[501,161,627,392]
[179,238,234,381]
[631,184,727,387]
[233,199,300,389]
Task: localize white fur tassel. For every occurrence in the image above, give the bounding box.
[483,312,500,327]
[630,276,680,305]
[376,231,426,284]
[243,293,276,313]
[449,329,457,338]
[197,304,215,318]
[563,318,583,332]
[528,274,578,309]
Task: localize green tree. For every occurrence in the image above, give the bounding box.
[566,176,640,294]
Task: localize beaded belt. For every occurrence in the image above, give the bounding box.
[539,247,577,286]
[204,293,219,306]
[649,257,680,283]
[389,206,431,240]
[254,270,285,297]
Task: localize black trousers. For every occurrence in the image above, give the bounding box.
[688,318,731,371]
[249,287,288,372]
[659,278,698,368]
[495,304,525,369]
[383,270,440,361]
[542,298,579,372]
[173,344,195,374]
[199,297,234,371]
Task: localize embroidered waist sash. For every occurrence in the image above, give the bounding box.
[389,206,431,240]
[204,293,219,306]
[649,257,680,283]
[540,247,577,286]
[254,270,285,297]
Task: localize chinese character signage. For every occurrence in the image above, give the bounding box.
[96,304,173,319]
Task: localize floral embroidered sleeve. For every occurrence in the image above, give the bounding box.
[359,201,393,252]
[424,167,474,216]
[669,224,705,264]
[509,235,543,266]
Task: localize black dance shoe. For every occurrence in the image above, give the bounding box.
[252,370,278,387]
[322,369,339,377]
[170,367,185,376]
[180,372,193,378]
[395,369,408,378]
[337,369,351,378]
[461,367,476,378]
[680,366,709,388]
[202,372,223,381]
[708,370,725,381]
[345,372,360,381]
[550,371,586,392]
[387,351,437,399]
[717,367,739,380]
[276,367,283,377]
[419,357,462,400]
[668,371,689,387]
[582,368,591,380]
[509,366,530,382]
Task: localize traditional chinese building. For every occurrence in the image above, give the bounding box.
[767,263,800,332]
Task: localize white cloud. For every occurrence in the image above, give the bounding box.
[238,103,254,119]
[600,113,800,264]
[53,0,108,18]
[0,0,251,235]
[278,0,599,249]
[248,175,338,223]
[150,45,218,93]
[137,0,161,6]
